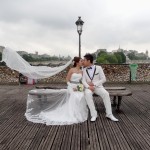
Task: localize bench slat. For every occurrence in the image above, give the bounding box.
[36,86,126,90]
[108,90,132,96]
[105,87,126,90]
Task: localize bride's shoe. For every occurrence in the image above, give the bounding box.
[106,114,118,122]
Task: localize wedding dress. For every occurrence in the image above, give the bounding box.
[25,73,88,125]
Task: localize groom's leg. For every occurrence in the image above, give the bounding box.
[84,89,97,117]
[94,87,112,115]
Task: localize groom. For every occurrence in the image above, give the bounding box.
[82,53,118,122]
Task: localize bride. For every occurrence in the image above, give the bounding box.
[25,57,88,125]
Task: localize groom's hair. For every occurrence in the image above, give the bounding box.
[84,53,93,63]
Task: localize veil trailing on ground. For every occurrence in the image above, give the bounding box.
[1,47,72,79]
[1,47,89,125]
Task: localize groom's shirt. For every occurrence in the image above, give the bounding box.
[87,65,95,79]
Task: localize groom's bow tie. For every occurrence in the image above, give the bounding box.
[87,67,92,69]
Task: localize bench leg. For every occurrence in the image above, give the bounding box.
[116,96,122,112]
[112,96,117,107]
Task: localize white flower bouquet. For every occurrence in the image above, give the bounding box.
[77,83,84,92]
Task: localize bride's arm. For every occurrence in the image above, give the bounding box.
[66,68,72,82]
[66,68,74,88]
[66,69,77,91]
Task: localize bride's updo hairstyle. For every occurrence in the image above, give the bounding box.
[72,57,80,67]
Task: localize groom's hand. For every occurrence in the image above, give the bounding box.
[88,82,94,86]
[88,86,95,92]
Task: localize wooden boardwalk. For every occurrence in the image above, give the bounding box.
[0,83,150,150]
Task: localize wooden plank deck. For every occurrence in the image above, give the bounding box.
[0,83,150,150]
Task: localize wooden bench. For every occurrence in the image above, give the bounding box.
[94,88,132,112]
[105,87,132,112]
[35,86,132,112]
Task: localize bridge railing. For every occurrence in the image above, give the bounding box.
[0,63,150,84]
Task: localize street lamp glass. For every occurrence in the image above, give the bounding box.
[75,17,84,34]
[77,25,82,32]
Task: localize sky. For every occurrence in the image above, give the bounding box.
[0,0,150,57]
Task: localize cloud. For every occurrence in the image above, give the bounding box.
[0,0,150,57]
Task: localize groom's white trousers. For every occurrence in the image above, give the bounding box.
[84,87,112,117]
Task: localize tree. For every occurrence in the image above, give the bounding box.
[96,53,118,64]
[98,51,107,57]
[119,52,126,63]
[114,52,122,64]
[97,52,107,63]
[127,52,135,60]
[97,57,109,64]
[22,54,34,62]
[106,54,118,63]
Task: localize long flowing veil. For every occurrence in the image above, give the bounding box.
[1,47,72,79]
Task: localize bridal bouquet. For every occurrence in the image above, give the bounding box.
[77,83,84,92]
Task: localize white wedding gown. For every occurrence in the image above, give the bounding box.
[25,73,88,125]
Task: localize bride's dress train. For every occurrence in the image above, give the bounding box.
[25,73,88,125]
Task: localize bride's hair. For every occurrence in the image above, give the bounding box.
[73,57,81,67]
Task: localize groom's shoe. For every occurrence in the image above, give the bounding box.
[106,114,118,122]
[91,116,97,122]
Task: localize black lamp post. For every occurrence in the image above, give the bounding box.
[75,16,84,57]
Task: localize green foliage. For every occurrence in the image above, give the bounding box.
[22,54,34,62]
[127,52,147,60]
[106,54,118,63]
[114,52,126,63]
[127,52,135,60]
[117,52,126,63]
[114,52,122,63]
[98,51,107,57]
[96,51,126,64]
[97,57,109,64]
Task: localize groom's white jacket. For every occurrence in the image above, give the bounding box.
[82,65,106,88]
